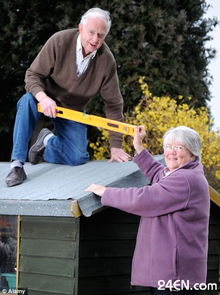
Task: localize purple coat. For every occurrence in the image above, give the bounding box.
[101,149,210,288]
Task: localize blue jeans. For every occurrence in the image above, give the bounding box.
[11,93,89,165]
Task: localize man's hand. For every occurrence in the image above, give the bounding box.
[36,91,57,118]
[85,184,106,197]
[109,147,131,163]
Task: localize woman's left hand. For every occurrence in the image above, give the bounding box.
[85,184,107,197]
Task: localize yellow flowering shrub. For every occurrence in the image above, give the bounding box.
[89,77,220,188]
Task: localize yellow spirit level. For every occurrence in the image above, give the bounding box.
[38,105,135,136]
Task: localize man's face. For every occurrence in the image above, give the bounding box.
[79,17,108,56]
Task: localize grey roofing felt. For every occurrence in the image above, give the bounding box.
[0,156,164,217]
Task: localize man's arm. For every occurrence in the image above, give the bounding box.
[25,34,58,118]
[100,51,130,162]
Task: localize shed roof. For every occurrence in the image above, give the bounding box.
[1,156,219,217]
[0,157,163,217]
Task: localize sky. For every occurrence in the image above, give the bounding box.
[205,0,220,130]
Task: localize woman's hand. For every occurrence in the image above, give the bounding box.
[133,126,146,154]
[85,184,107,197]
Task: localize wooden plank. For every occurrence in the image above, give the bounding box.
[209,203,220,225]
[209,224,220,239]
[208,240,220,255]
[19,272,75,294]
[30,292,76,295]
[16,215,21,290]
[78,275,148,294]
[18,216,79,295]
[26,292,67,295]
[79,257,132,277]
[78,209,146,294]
[20,238,77,258]
[129,286,151,294]
[78,209,144,294]
[79,240,136,258]
[21,216,77,223]
[206,270,219,286]
[71,200,82,218]
[80,223,139,240]
[20,219,77,240]
[20,255,76,277]
[207,255,220,270]
[209,185,220,207]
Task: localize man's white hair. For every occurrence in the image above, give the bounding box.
[80,8,111,35]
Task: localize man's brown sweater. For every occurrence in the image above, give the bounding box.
[25,29,124,148]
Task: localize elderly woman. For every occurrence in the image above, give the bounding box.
[86,125,210,294]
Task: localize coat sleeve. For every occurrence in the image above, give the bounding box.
[133,149,165,183]
[100,51,124,148]
[25,34,57,96]
[101,171,190,217]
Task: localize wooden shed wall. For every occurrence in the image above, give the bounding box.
[18,216,79,295]
[16,204,219,295]
[78,208,150,294]
[78,206,220,295]
[207,203,220,294]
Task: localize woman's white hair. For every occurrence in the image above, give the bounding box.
[80,8,111,35]
[163,126,202,160]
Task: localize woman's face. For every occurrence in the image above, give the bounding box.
[164,141,195,171]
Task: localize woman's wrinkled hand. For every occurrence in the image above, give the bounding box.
[85,184,107,197]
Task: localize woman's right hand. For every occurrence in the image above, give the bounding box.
[133,126,146,154]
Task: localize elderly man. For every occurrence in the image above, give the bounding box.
[6,7,130,187]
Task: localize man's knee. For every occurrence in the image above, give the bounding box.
[62,149,89,166]
[70,155,89,166]
[67,144,89,165]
